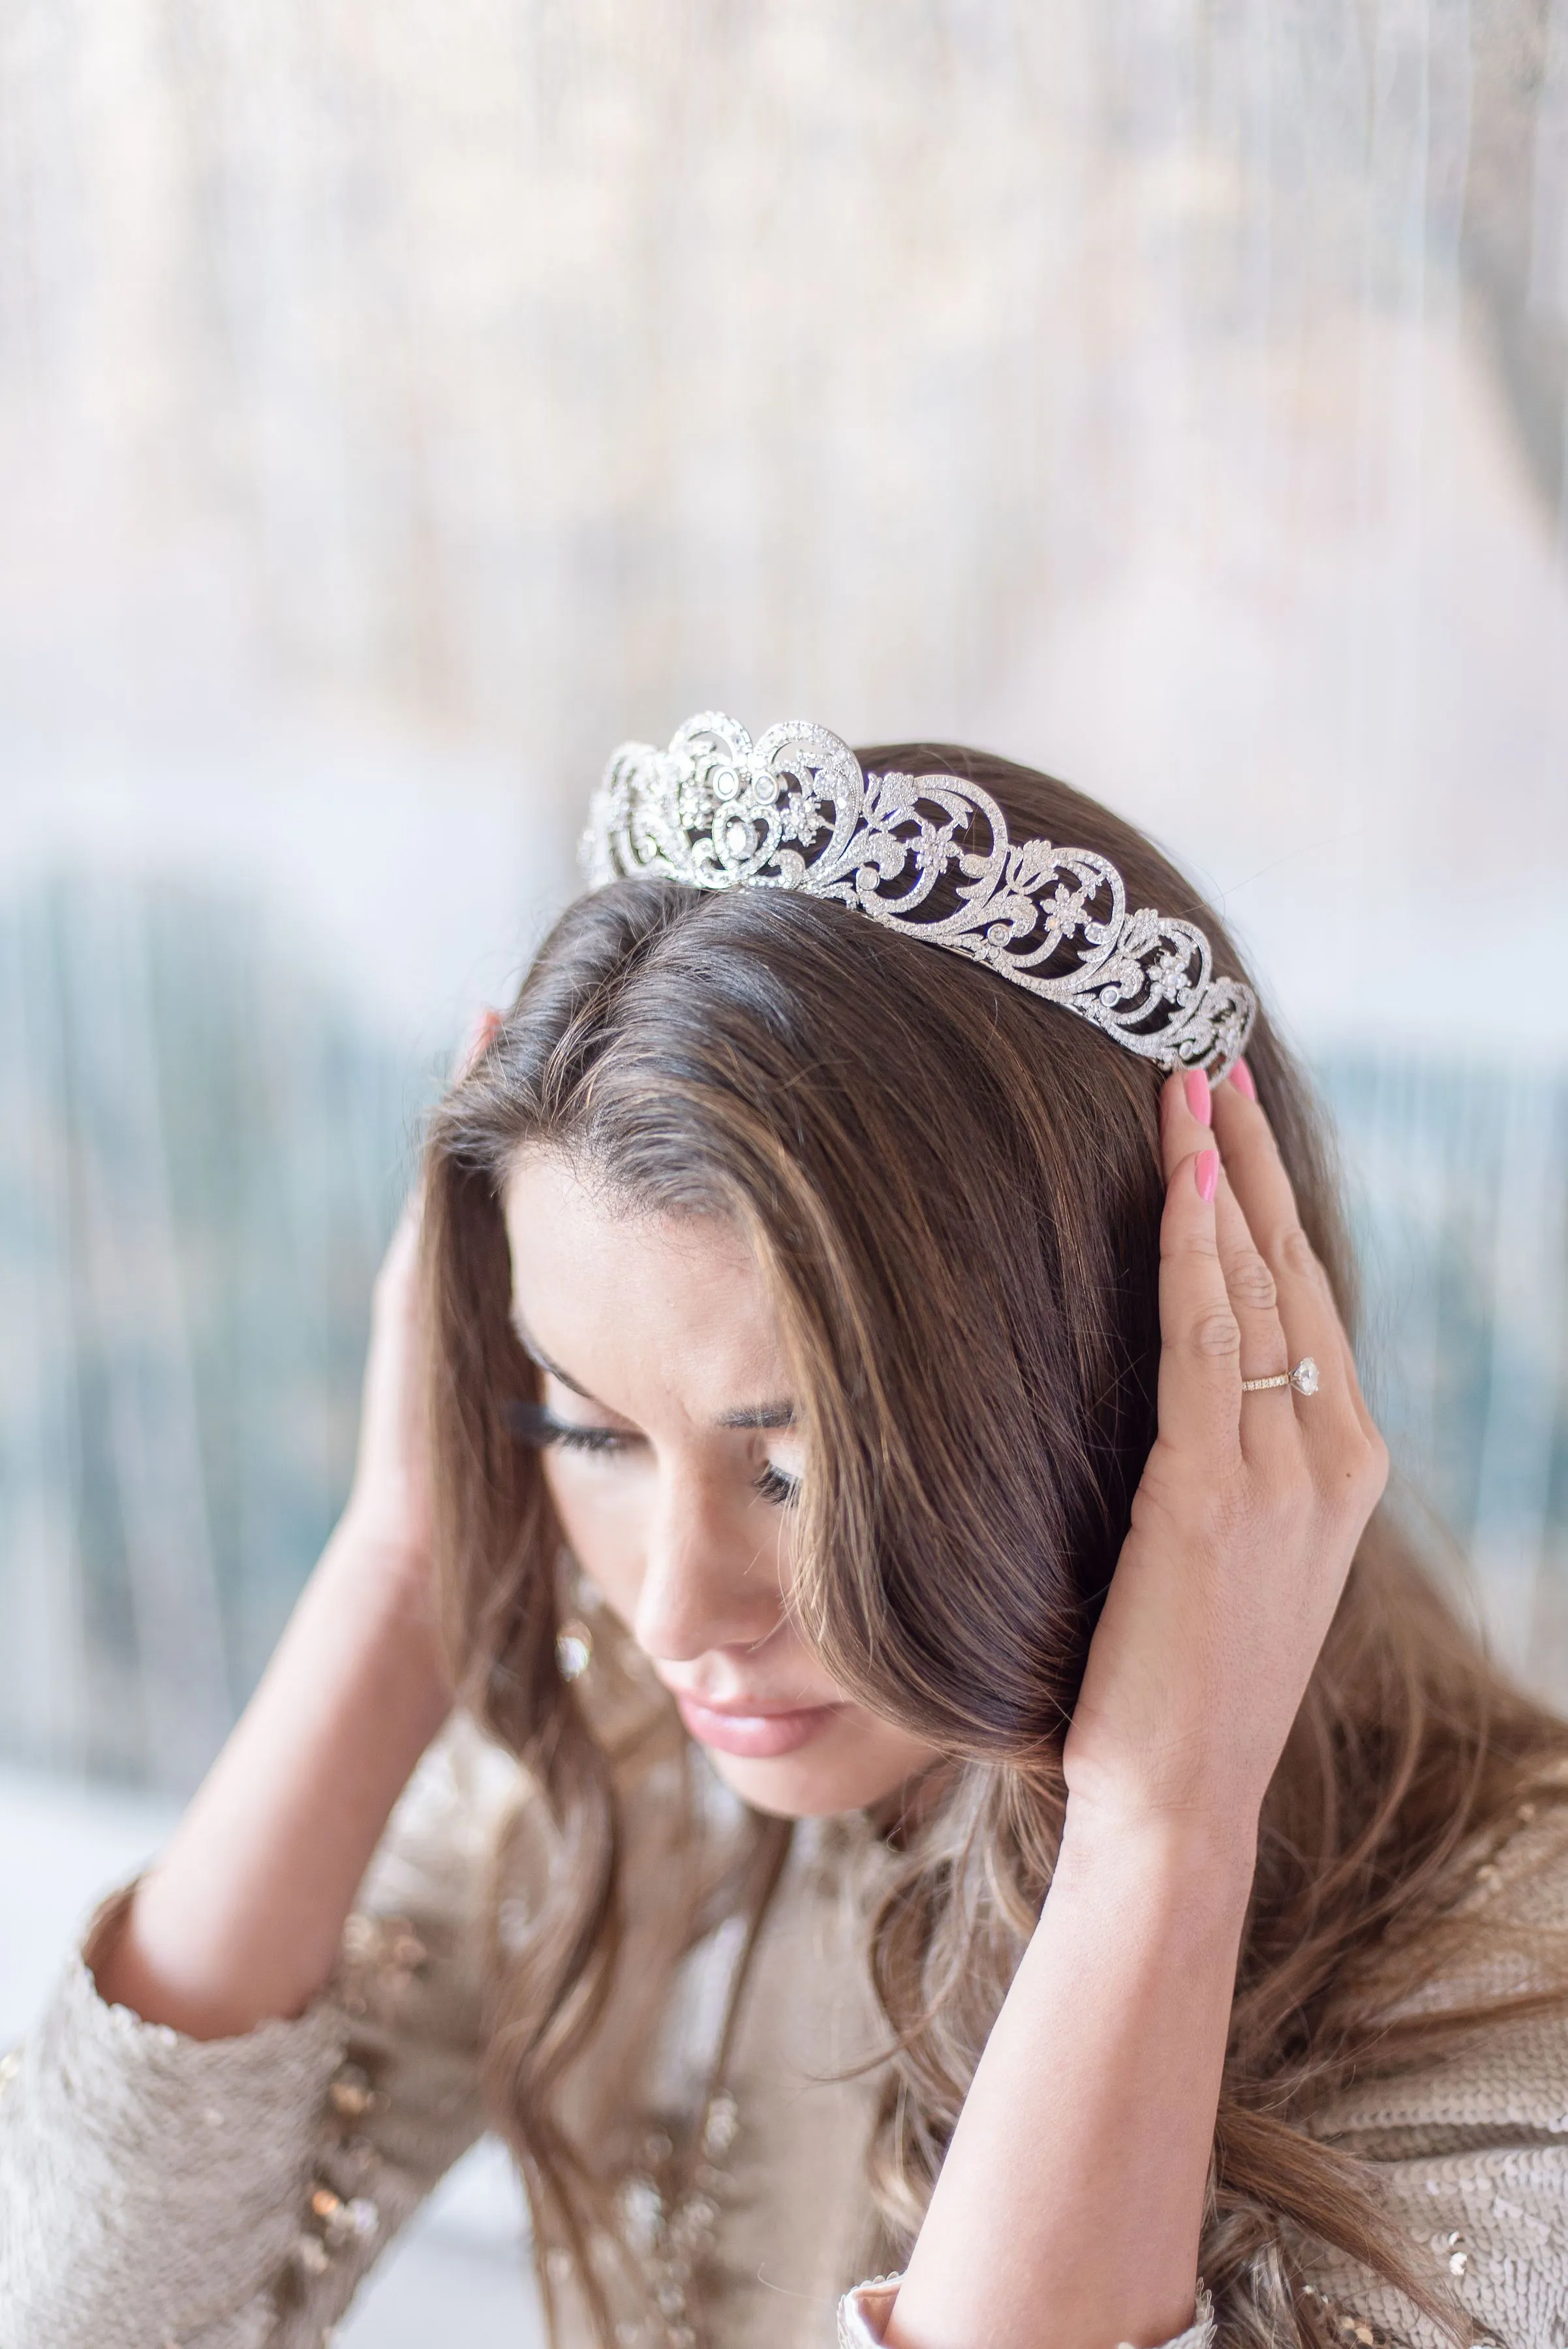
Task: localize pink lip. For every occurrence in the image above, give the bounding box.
[674,1691,842,1760]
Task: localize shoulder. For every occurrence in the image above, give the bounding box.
[1453,1783,1568,1942]
[1315,1796,1568,2149]
[1291,1802,1568,2347]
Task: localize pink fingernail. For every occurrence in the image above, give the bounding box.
[461,1006,502,1074]
[1184,1068,1212,1125]
[1195,1149,1220,1203]
[1228,1057,1257,1102]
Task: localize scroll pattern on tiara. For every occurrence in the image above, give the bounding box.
[583,713,1257,1077]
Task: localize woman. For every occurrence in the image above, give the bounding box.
[4,716,1567,2349]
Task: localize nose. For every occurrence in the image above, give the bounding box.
[632,1460,785,1665]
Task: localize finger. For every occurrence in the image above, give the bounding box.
[1330,1314,1378,1441]
[1154,1071,1244,1464]
[1208,1168,1304,1469]
[371,1193,425,1327]
[456,1004,503,1081]
[1167,1071,1299,1467]
[1211,1067,1368,1438]
[1212,1172,1286,1379]
[1159,1065,1218,1181]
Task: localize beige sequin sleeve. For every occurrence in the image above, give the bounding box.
[836,1814,1568,2349]
[0,1719,524,2349]
[836,2275,1216,2349]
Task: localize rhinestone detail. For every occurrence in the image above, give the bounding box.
[585,714,1256,1078]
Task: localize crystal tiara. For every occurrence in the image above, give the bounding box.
[581,713,1257,1078]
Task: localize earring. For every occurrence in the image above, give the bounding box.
[556,1621,593,1681]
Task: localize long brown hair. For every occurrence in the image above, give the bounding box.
[422,745,1568,2348]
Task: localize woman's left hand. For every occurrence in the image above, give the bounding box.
[1061,1062,1389,1839]
[889,1062,1391,2349]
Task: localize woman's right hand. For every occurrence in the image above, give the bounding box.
[343,1196,437,1580]
[346,1002,508,1575]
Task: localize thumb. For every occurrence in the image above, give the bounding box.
[457,1004,503,1080]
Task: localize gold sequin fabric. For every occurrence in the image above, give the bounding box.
[6,1728,1568,2349]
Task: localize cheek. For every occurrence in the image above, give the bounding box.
[540,1458,646,1620]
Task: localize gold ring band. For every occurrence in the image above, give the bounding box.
[1241,1357,1320,1396]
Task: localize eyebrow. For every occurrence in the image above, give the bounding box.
[715,1401,795,1431]
[514,1322,795,1434]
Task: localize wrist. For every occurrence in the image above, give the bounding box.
[1056,1793,1259,1918]
[327,1503,436,1612]
[301,1514,452,1736]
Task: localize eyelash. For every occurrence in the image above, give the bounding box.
[536,1414,629,1458]
[510,1404,800,1507]
[754,1461,801,1509]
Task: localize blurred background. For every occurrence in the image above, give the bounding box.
[1,1,1565,2339]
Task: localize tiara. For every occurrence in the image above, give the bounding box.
[582,713,1256,1077]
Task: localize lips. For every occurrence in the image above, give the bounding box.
[673,1690,842,1760]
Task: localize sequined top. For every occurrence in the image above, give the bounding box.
[4,1720,1568,2349]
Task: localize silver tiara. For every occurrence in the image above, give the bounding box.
[582,713,1256,1077]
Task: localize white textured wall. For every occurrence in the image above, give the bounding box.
[1,0,1565,1049]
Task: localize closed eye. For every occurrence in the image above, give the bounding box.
[506,1401,639,1457]
[506,1400,799,1501]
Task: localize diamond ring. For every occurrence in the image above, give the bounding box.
[1240,1358,1319,1396]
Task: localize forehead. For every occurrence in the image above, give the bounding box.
[502,1149,789,1420]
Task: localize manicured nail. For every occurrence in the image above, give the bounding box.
[461,1006,502,1074]
[1228,1057,1257,1102]
[1195,1149,1220,1203]
[1184,1068,1212,1126]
